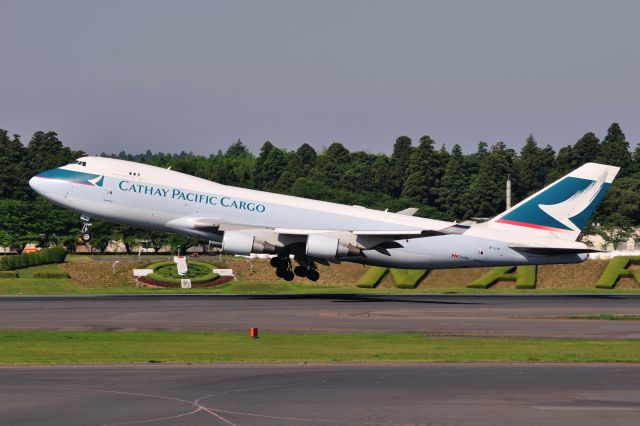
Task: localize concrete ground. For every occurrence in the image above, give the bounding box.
[1,294,640,338]
[1,364,639,426]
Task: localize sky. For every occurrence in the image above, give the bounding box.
[1,0,639,155]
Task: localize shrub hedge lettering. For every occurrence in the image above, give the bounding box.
[0,247,67,271]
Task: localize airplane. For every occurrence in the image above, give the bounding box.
[29,157,618,281]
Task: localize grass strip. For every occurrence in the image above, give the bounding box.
[4,279,640,295]
[565,314,640,321]
[1,331,639,364]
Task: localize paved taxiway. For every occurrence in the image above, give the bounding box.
[1,364,639,425]
[1,295,640,338]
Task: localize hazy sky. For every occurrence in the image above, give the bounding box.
[1,0,639,155]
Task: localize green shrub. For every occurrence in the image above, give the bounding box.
[596,256,640,289]
[0,271,18,278]
[26,253,37,267]
[145,260,219,285]
[356,267,388,288]
[50,247,67,263]
[5,256,16,270]
[31,272,70,279]
[468,265,537,289]
[0,256,9,271]
[388,268,429,289]
[146,261,177,270]
[14,254,27,269]
[147,272,219,284]
[0,246,68,271]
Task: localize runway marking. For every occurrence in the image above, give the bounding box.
[106,407,202,425]
[197,394,414,425]
[201,405,415,425]
[535,405,640,412]
[3,383,412,425]
[0,385,239,425]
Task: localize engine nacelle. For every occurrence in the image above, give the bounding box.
[222,231,276,255]
[305,234,361,259]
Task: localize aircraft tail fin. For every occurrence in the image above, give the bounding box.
[487,162,619,241]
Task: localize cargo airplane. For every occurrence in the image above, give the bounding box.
[30,158,618,281]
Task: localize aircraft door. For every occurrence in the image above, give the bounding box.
[103,187,113,202]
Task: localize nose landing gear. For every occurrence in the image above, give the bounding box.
[80,215,92,243]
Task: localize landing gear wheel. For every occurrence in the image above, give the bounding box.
[282,270,295,281]
[307,269,320,281]
[79,215,92,244]
[275,268,285,278]
[270,257,280,268]
[294,265,308,277]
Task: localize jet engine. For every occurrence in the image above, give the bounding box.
[222,231,276,255]
[305,234,361,259]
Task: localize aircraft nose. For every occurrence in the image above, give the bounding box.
[29,174,43,194]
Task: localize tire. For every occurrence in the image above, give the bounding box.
[81,233,91,242]
[283,270,295,281]
[275,268,284,278]
[307,270,320,281]
[270,257,280,268]
[294,265,308,277]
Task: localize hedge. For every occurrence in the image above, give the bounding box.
[356,267,429,288]
[467,265,537,289]
[0,271,18,278]
[32,272,70,279]
[0,247,67,271]
[356,266,387,288]
[145,260,218,284]
[146,272,220,284]
[596,256,640,289]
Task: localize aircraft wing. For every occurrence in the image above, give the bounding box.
[169,216,466,249]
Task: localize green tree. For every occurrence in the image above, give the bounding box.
[0,130,27,200]
[26,131,83,172]
[437,144,468,220]
[88,220,119,254]
[402,135,439,205]
[389,136,413,197]
[225,139,252,158]
[573,132,600,165]
[341,153,392,195]
[596,123,631,174]
[310,143,351,187]
[461,142,513,219]
[514,134,555,199]
[167,234,202,254]
[597,177,640,224]
[597,213,635,250]
[254,142,288,191]
[0,200,46,253]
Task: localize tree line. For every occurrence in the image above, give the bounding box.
[0,123,637,253]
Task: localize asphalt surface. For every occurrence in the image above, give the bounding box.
[1,364,639,426]
[1,295,640,338]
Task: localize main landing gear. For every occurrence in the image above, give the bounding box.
[80,215,92,243]
[270,256,320,282]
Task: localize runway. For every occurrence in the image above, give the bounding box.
[1,364,639,425]
[1,294,640,338]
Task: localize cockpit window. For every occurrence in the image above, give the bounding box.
[70,160,87,166]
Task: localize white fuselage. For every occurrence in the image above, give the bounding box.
[29,156,587,269]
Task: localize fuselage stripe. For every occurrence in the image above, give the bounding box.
[495,218,572,232]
